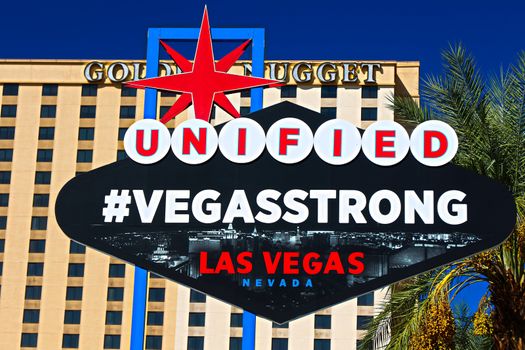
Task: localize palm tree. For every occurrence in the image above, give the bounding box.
[359,45,525,350]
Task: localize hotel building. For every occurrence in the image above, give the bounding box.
[0,59,418,350]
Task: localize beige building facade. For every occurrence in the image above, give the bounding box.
[0,59,418,350]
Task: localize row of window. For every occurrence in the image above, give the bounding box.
[2,83,379,99]
[0,104,136,119]
[24,262,124,277]
[20,333,158,349]
[0,171,49,185]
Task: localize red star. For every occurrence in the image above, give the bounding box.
[126,7,282,123]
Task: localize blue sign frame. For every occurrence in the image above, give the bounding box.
[131,26,265,350]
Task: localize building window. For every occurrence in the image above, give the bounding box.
[118,128,127,140]
[271,338,288,350]
[0,261,3,275]
[320,107,337,118]
[78,127,95,140]
[103,335,121,349]
[147,311,163,326]
[0,193,8,206]
[62,334,79,348]
[314,339,331,350]
[121,86,137,97]
[77,150,93,163]
[23,309,40,323]
[0,171,11,184]
[145,335,162,350]
[35,171,51,184]
[159,106,170,117]
[42,84,58,96]
[21,333,38,348]
[69,241,86,254]
[120,106,136,119]
[229,337,242,350]
[356,315,373,330]
[230,313,243,327]
[314,315,331,329]
[0,216,6,229]
[81,84,97,97]
[29,239,46,253]
[187,336,204,350]
[188,312,205,327]
[66,287,83,300]
[189,289,206,303]
[64,310,81,324]
[80,105,96,118]
[160,91,177,97]
[357,292,374,306]
[116,150,128,160]
[356,340,372,350]
[280,86,297,98]
[240,107,251,116]
[272,322,289,328]
[148,288,165,302]
[40,105,57,118]
[0,105,17,117]
[361,107,378,121]
[38,127,55,140]
[321,86,337,98]
[105,311,122,325]
[25,286,42,300]
[31,216,47,230]
[27,262,44,276]
[107,287,124,301]
[362,86,378,99]
[0,149,13,161]
[68,263,84,277]
[33,194,49,207]
[109,264,125,277]
[0,239,4,252]
[36,149,53,162]
[3,83,19,96]
[0,127,15,139]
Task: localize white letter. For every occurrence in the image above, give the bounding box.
[437,190,467,225]
[282,190,309,224]
[369,190,402,224]
[310,190,337,223]
[223,190,255,223]
[339,190,367,224]
[192,190,221,224]
[404,190,434,224]
[133,190,163,223]
[165,190,190,223]
[255,190,282,224]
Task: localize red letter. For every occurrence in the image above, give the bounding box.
[215,252,235,274]
[376,130,396,158]
[333,129,343,157]
[283,252,300,274]
[236,252,252,274]
[263,252,282,274]
[424,130,448,158]
[238,128,247,155]
[279,128,300,155]
[303,252,322,275]
[136,129,159,156]
[182,128,207,155]
[348,252,365,274]
[323,252,345,274]
[199,252,215,274]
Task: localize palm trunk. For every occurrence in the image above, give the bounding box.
[489,269,525,350]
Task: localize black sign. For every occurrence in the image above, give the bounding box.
[55,102,516,323]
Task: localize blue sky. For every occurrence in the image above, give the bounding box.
[1,0,523,312]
